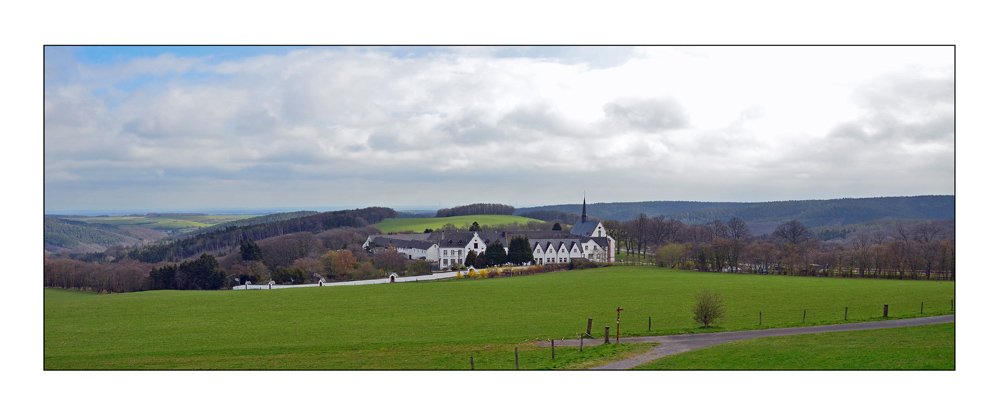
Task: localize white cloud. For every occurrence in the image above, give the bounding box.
[43,46,954,211]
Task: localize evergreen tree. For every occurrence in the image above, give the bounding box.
[178,253,227,290]
[149,264,177,290]
[464,250,478,267]
[507,235,533,265]
[552,222,562,231]
[469,222,481,232]
[474,252,487,268]
[485,240,507,266]
[240,239,263,262]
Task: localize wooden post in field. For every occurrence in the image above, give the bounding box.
[921,302,924,314]
[845,307,848,320]
[759,311,762,326]
[515,348,519,370]
[604,326,610,344]
[470,356,474,370]
[803,309,806,323]
[551,339,555,359]
[587,318,593,337]
[648,316,651,331]
[883,304,889,318]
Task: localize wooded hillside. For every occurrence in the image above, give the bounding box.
[120,207,395,263]
[516,196,954,227]
[436,203,515,217]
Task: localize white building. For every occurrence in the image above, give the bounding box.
[363,199,615,269]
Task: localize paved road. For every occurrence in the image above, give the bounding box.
[536,315,955,370]
[232,271,457,290]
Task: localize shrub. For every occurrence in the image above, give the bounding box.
[692,290,726,328]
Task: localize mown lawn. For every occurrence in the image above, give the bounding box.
[373,215,543,233]
[44,266,954,369]
[635,322,955,370]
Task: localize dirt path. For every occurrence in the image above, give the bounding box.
[536,315,955,370]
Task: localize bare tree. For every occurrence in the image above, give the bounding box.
[772,220,814,246]
[692,290,725,328]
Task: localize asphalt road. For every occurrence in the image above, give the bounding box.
[535,315,956,370]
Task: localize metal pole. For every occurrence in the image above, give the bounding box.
[616,307,623,344]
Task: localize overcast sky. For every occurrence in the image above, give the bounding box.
[43,45,954,213]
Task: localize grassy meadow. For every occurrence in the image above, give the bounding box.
[44,266,954,369]
[75,214,258,232]
[636,322,955,370]
[373,215,543,233]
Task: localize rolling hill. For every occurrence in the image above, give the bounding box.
[515,195,954,227]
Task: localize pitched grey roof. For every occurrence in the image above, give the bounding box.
[370,236,436,250]
[438,231,511,248]
[569,219,600,237]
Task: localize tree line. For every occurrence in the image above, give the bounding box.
[605,214,955,279]
[44,223,439,293]
[436,203,515,217]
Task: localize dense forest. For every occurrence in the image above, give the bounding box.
[436,203,515,217]
[44,217,167,254]
[516,196,954,227]
[173,211,320,238]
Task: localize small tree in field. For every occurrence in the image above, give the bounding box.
[692,290,725,328]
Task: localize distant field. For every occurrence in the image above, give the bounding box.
[636,322,954,370]
[45,266,954,369]
[75,214,259,232]
[374,215,544,233]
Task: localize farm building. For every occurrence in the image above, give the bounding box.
[363,199,615,269]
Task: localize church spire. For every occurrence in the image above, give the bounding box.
[581,194,588,223]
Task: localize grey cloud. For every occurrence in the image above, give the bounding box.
[603,97,688,133]
[828,72,954,144]
[228,107,278,136]
[498,103,596,139]
[367,130,399,150]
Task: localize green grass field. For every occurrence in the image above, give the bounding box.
[373,215,543,233]
[44,266,954,369]
[636,322,954,370]
[75,215,258,232]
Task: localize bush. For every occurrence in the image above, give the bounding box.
[692,290,725,328]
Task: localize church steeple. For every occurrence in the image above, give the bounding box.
[581,195,588,223]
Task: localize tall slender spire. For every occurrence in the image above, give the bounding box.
[581,194,588,223]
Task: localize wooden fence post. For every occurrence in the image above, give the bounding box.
[845,307,848,321]
[551,339,555,359]
[604,326,610,344]
[587,318,593,337]
[648,316,651,331]
[803,309,806,323]
[883,304,889,318]
[921,302,924,314]
[515,347,519,370]
[759,311,762,326]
